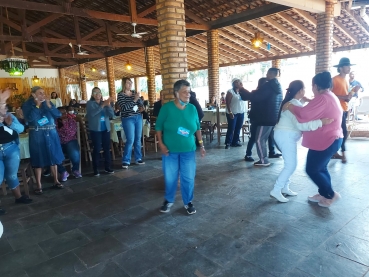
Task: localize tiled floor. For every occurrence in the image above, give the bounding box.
[1,137,369,277]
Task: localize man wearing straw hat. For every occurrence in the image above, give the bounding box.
[331,57,360,163]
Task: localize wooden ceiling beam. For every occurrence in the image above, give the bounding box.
[22,51,104,58]
[74,16,82,45]
[187,37,235,63]
[247,20,299,52]
[128,0,137,23]
[27,14,63,34]
[82,26,105,40]
[137,4,156,17]
[334,18,360,44]
[342,9,369,38]
[185,9,209,26]
[277,13,316,41]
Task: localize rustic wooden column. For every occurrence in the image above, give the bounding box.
[146,47,156,105]
[315,1,334,73]
[207,29,219,104]
[93,81,99,87]
[156,0,188,103]
[78,64,87,100]
[58,68,67,105]
[105,57,116,100]
[272,59,281,69]
[134,77,140,92]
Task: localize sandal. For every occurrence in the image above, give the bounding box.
[52,183,64,189]
[34,189,43,195]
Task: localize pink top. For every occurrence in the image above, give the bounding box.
[56,116,77,144]
[290,91,343,151]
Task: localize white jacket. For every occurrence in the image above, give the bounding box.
[274,99,322,135]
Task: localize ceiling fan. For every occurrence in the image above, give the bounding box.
[116,23,149,38]
[68,43,89,57]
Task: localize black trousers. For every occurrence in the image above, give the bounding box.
[341,111,348,152]
[90,130,111,172]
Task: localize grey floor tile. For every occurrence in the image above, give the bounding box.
[57,200,95,217]
[212,258,274,277]
[48,213,93,235]
[113,241,172,277]
[196,233,248,266]
[25,252,87,277]
[324,232,369,266]
[139,268,168,277]
[242,241,304,276]
[246,209,298,231]
[0,237,13,257]
[340,208,369,241]
[7,224,57,250]
[160,249,221,277]
[77,260,129,277]
[285,268,314,277]
[74,235,128,268]
[38,229,90,258]
[111,223,163,248]
[1,220,24,237]
[297,248,368,277]
[18,209,62,229]
[0,245,48,276]
[78,217,124,240]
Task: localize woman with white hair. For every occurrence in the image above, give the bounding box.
[86,87,114,176]
[22,86,65,194]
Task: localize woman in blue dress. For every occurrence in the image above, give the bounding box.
[22,86,65,194]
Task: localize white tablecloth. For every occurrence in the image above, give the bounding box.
[110,119,150,143]
[19,133,30,159]
[202,109,227,124]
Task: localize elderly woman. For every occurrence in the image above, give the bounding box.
[283,72,343,208]
[50,92,63,108]
[156,80,206,215]
[0,88,32,205]
[117,78,145,169]
[22,86,65,194]
[86,87,114,176]
[225,78,247,149]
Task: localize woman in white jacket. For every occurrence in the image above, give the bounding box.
[270,80,333,203]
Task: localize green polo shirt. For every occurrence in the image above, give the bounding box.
[155,101,200,153]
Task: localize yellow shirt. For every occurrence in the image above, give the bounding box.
[332,75,349,111]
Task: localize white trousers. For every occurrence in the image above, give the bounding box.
[0,221,3,238]
[273,129,302,190]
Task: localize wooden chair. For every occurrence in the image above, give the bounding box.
[2,162,34,196]
[79,118,93,162]
[144,116,157,153]
[200,120,214,142]
[241,119,251,142]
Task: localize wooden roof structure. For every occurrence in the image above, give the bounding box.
[1,0,369,81]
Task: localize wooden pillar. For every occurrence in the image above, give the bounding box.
[315,1,334,74]
[156,0,188,103]
[134,77,140,92]
[146,47,156,105]
[78,64,87,100]
[207,29,219,104]
[93,81,98,87]
[58,68,67,105]
[105,57,116,100]
[272,59,281,69]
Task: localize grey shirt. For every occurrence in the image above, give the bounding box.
[86,100,114,132]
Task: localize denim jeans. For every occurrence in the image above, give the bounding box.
[122,114,143,164]
[306,138,343,199]
[57,140,80,174]
[0,142,20,189]
[162,151,196,205]
[341,111,348,152]
[90,130,111,172]
[273,130,301,190]
[225,113,244,145]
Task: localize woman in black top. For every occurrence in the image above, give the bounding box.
[117,78,145,169]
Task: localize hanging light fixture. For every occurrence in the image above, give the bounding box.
[126,61,132,71]
[250,32,264,48]
[32,68,39,83]
[91,66,97,72]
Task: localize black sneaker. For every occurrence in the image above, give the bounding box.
[254,160,271,167]
[244,156,254,162]
[42,169,50,177]
[94,171,100,177]
[0,207,7,215]
[160,200,173,213]
[225,144,230,149]
[135,160,145,165]
[122,163,129,169]
[185,202,196,215]
[15,195,33,204]
[269,153,282,158]
[231,142,242,147]
[105,169,115,174]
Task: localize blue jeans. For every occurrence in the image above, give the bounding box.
[0,142,20,189]
[306,138,343,199]
[246,121,257,156]
[57,140,80,174]
[162,151,196,205]
[225,113,244,145]
[122,114,143,164]
[90,130,111,172]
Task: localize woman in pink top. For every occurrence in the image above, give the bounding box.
[284,72,343,208]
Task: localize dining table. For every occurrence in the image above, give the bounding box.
[110,118,150,143]
[18,133,30,160]
[202,108,227,124]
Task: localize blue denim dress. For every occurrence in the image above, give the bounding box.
[22,98,64,168]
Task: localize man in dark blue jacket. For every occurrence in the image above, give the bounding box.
[239,68,282,166]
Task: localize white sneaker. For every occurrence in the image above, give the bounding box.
[307,194,325,203]
[282,188,298,196]
[270,189,289,203]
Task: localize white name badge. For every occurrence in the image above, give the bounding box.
[3,126,13,135]
[133,105,138,112]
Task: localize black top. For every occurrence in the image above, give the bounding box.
[153,100,162,117]
[240,78,282,126]
[0,126,18,144]
[190,91,204,121]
